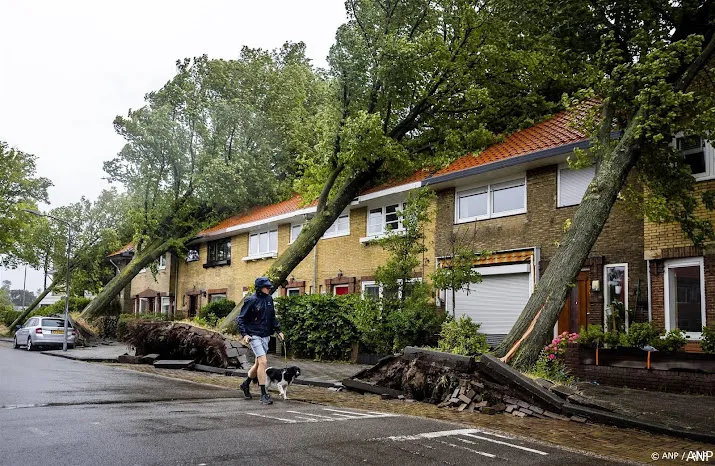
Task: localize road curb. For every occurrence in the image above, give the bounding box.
[40,351,118,363]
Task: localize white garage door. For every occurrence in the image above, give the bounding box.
[445,271,531,345]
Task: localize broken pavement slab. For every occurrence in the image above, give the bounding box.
[404,346,475,372]
[153,360,195,370]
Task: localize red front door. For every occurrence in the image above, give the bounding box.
[558,271,590,334]
[334,285,349,295]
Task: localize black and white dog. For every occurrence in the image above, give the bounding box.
[264,366,301,400]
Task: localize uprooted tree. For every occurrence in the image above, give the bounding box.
[494,0,715,368]
[218,0,587,328]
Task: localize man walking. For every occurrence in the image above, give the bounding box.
[238,277,284,405]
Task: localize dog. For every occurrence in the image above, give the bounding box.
[264,366,301,400]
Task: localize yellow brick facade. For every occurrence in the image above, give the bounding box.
[644,179,715,258]
[174,199,437,316]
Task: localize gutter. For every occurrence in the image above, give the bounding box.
[422,139,592,186]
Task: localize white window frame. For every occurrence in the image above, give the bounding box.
[604,263,629,331]
[245,228,278,260]
[139,298,150,314]
[290,223,303,244]
[674,134,715,181]
[322,213,350,239]
[161,296,170,314]
[557,163,596,207]
[286,288,300,297]
[664,257,706,340]
[333,284,350,295]
[362,202,407,241]
[455,176,526,224]
[361,280,382,299]
[158,254,167,269]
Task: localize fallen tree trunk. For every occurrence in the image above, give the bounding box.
[9,275,62,330]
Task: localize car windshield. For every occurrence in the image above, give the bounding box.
[41,319,72,328]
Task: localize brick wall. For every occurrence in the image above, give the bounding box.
[564,344,715,395]
[176,199,437,313]
[644,179,715,256]
[434,165,646,325]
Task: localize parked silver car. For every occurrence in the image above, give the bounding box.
[13,316,77,350]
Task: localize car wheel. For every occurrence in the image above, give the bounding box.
[13,337,20,349]
[26,337,33,351]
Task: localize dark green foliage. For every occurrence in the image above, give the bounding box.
[276,294,361,360]
[701,325,715,354]
[116,313,169,341]
[93,315,119,338]
[577,325,605,347]
[0,308,20,327]
[652,329,688,352]
[625,322,662,348]
[43,297,92,316]
[437,315,489,357]
[198,299,236,326]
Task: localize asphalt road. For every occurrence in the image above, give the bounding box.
[0,343,626,466]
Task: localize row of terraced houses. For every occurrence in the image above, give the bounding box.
[110,105,713,350]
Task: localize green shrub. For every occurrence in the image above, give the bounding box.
[625,322,662,348]
[349,295,391,353]
[577,325,605,347]
[277,294,361,360]
[40,297,92,316]
[199,300,235,320]
[0,309,21,327]
[386,296,444,352]
[701,324,715,354]
[94,315,119,338]
[602,330,627,349]
[530,349,573,384]
[652,329,688,352]
[437,315,488,356]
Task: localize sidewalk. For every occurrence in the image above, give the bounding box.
[36,341,371,386]
[576,382,715,436]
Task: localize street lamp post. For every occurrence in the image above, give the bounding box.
[22,209,71,351]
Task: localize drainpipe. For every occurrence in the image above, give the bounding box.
[646,260,652,322]
[173,253,179,320]
[312,245,318,295]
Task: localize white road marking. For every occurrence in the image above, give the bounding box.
[433,439,497,458]
[462,433,549,455]
[322,408,384,417]
[27,427,49,436]
[286,411,336,420]
[244,412,298,423]
[375,428,481,441]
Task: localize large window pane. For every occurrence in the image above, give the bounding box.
[368,208,383,235]
[385,204,400,231]
[337,214,349,233]
[668,265,702,332]
[249,235,259,256]
[269,230,278,252]
[678,136,706,175]
[259,232,268,253]
[458,189,487,219]
[492,181,525,214]
[290,224,302,243]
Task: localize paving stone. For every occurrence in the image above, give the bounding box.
[458,403,468,412]
[470,381,485,390]
[118,354,142,364]
[516,400,531,409]
[531,413,547,419]
[542,410,570,421]
[528,405,545,414]
[449,397,461,405]
[550,384,577,398]
[475,401,488,408]
[458,394,472,404]
[570,415,588,423]
[465,389,477,400]
[505,405,516,413]
[503,396,520,405]
[437,401,451,408]
[519,408,534,416]
[397,395,405,400]
[512,410,527,418]
[467,402,476,412]
[141,354,160,364]
[451,388,461,399]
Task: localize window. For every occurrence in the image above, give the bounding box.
[558,164,596,207]
[139,298,150,313]
[158,254,167,269]
[161,297,171,314]
[207,238,231,265]
[455,178,526,223]
[664,258,705,339]
[40,318,72,328]
[333,284,350,295]
[678,135,707,177]
[248,229,278,258]
[323,213,350,238]
[290,224,303,243]
[366,204,406,237]
[362,281,381,299]
[286,288,300,297]
[604,264,628,331]
[209,293,226,302]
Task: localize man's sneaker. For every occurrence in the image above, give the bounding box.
[260,394,273,405]
[239,380,252,399]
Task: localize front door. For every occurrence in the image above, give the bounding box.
[558,271,590,334]
[189,295,198,318]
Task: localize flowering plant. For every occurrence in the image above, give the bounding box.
[544,331,579,361]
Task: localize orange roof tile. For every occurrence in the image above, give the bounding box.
[108,242,134,257]
[198,195,317,236]
[431,101,598,178]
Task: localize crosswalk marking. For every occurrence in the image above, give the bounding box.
[245,408,397,424]
[286,411,337,420]
[244,412,298,423]
[434,439,497,458]
[462,432,548,455]
[375,428,481,441]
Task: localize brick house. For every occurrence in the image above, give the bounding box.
[644,135,715,350]
[174,173,435,318]
[107,244,177,316]
[422,106,647,345]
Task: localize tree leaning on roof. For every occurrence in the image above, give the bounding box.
[494,0,715,368]
[218,0,588,328]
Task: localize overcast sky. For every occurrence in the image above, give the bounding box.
[0,0,346,294]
